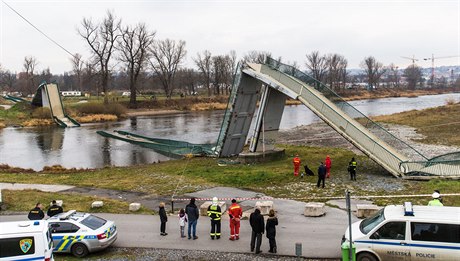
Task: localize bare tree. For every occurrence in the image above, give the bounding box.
[149,39,187,98]
[0,67,16,91]
[23,56,38,94]
[404,64,422,90]
[387,63,400,88]
[70,53,84,92]
[78,10,121,103]
[360,56,386,90]
[194,50,212,96]
[325,54,348,91]
[118,23,155,107]
[305,51,328,86]
[242,50,272,63]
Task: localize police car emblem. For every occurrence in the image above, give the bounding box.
[19,238,33,253]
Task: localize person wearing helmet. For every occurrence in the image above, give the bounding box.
[428,192,443,206]
[293,154,301,176]
[207,197,222,239]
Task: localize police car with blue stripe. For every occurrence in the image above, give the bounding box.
[343,203,460,261]
[48,210,117,257]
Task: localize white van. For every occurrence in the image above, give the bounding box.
[0,220,54,261]
[343,203,460,261]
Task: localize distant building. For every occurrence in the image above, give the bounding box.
[61,91,82,97]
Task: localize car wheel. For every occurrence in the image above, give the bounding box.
[71,242,89,257]
[357,252,378,261]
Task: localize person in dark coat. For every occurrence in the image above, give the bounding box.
[159,202,168,236]
[348,157,357,181]
[28,203,44,220]
[317,162,326,188]
[47,200,63,217]
[266,209,278,253]
[185,197,200,239]
[249,208,265,254]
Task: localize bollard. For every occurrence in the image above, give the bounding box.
[171,200,174,213]
[341,241,356,261]
[295,242,302,257]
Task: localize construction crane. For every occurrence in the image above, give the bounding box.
[401,55,419,65]
[423,54,460,84]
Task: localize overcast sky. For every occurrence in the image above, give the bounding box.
[1,0,459,74]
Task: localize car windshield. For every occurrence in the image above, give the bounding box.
[360,208,385,234]
[80,215,107,230]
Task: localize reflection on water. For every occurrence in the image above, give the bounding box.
[1,93,459,170]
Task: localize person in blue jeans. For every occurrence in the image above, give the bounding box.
[185,197,200,239]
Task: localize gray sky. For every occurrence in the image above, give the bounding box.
[1,0,459,74]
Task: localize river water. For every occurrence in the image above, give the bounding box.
[1,93,459,170]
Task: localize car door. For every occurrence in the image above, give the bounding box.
[49,222,80,252]
[369,221,411,261]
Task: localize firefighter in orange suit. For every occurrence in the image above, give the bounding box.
[293,155,301,176]
[228,199,242,240]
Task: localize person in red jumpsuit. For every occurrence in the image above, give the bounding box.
[325,155,332,178]
[228,199,242,240]
[293,155,301,176]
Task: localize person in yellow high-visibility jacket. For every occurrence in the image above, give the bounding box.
[207,197,222,239]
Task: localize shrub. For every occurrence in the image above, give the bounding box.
[32,107,51,119]
[445,97,457,105]
[75,102,127,117]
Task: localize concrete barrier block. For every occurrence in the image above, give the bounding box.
[129,203,141,212]
[91,201,104,208]
[255,201,274,215]
[356,204,380,218]
[304,202,326,217]
[200,201,227,216]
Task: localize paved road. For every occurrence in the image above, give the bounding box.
[1,205,357,258]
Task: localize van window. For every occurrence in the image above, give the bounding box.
[411,222,460,243]
[360,208,385,234]
[50,222,80,233]
[371,221,405,240]
[0,237,35,258]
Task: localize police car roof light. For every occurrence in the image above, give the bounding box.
[34,221,40,226]
[404,202,414,216]
[60,210,77,220]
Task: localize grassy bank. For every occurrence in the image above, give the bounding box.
[1,190,153,214]
[1,145,459,207]
[372,102,460,146]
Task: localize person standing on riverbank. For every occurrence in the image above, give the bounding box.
[186,197,200,239]
[178,208,187,238]
[159,202,168,236]
[250,208,265,254]
[325,155,332,178]
[428,192,443,206]
[348,157,357,181]
[317,162,326,188]
[207,197,222,240]
[228,199,242,240]
[266,209,278,253]
[293,155,301,176]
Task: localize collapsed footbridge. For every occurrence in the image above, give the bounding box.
[215,58,460,178]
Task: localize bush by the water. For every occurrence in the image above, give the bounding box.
[74,102,127,117]
[32,107,51,119]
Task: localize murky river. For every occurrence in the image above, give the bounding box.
[1,93,459,170]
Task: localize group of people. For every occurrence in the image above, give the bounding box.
[159,198,278,254]
[293,155,358,188]
[28,200,63,220]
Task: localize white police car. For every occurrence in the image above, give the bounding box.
[48,210,117,257]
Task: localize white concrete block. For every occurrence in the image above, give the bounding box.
[255,201,274,215]
[129,203,141,212]
[200,201,227,216]
[91,201,104,208]
[356,204,381,218]
[304,202,326,217]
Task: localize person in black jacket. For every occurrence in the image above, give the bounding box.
[317,162,327,188]
[47,200,63,217]
[28,203,44,220]
[159,202,168,236]
[266,209,278,253]
[249,208,265,254]
[185,197,200,240]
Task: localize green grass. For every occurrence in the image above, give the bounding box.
[1,190,153,214]
[372,102,460,146]
[1,145,458,206]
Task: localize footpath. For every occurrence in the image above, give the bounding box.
[0,184,364,259]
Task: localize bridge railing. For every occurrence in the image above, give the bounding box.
[215,63,242,156]
[400,160,460,176]
[265,57,428,162]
